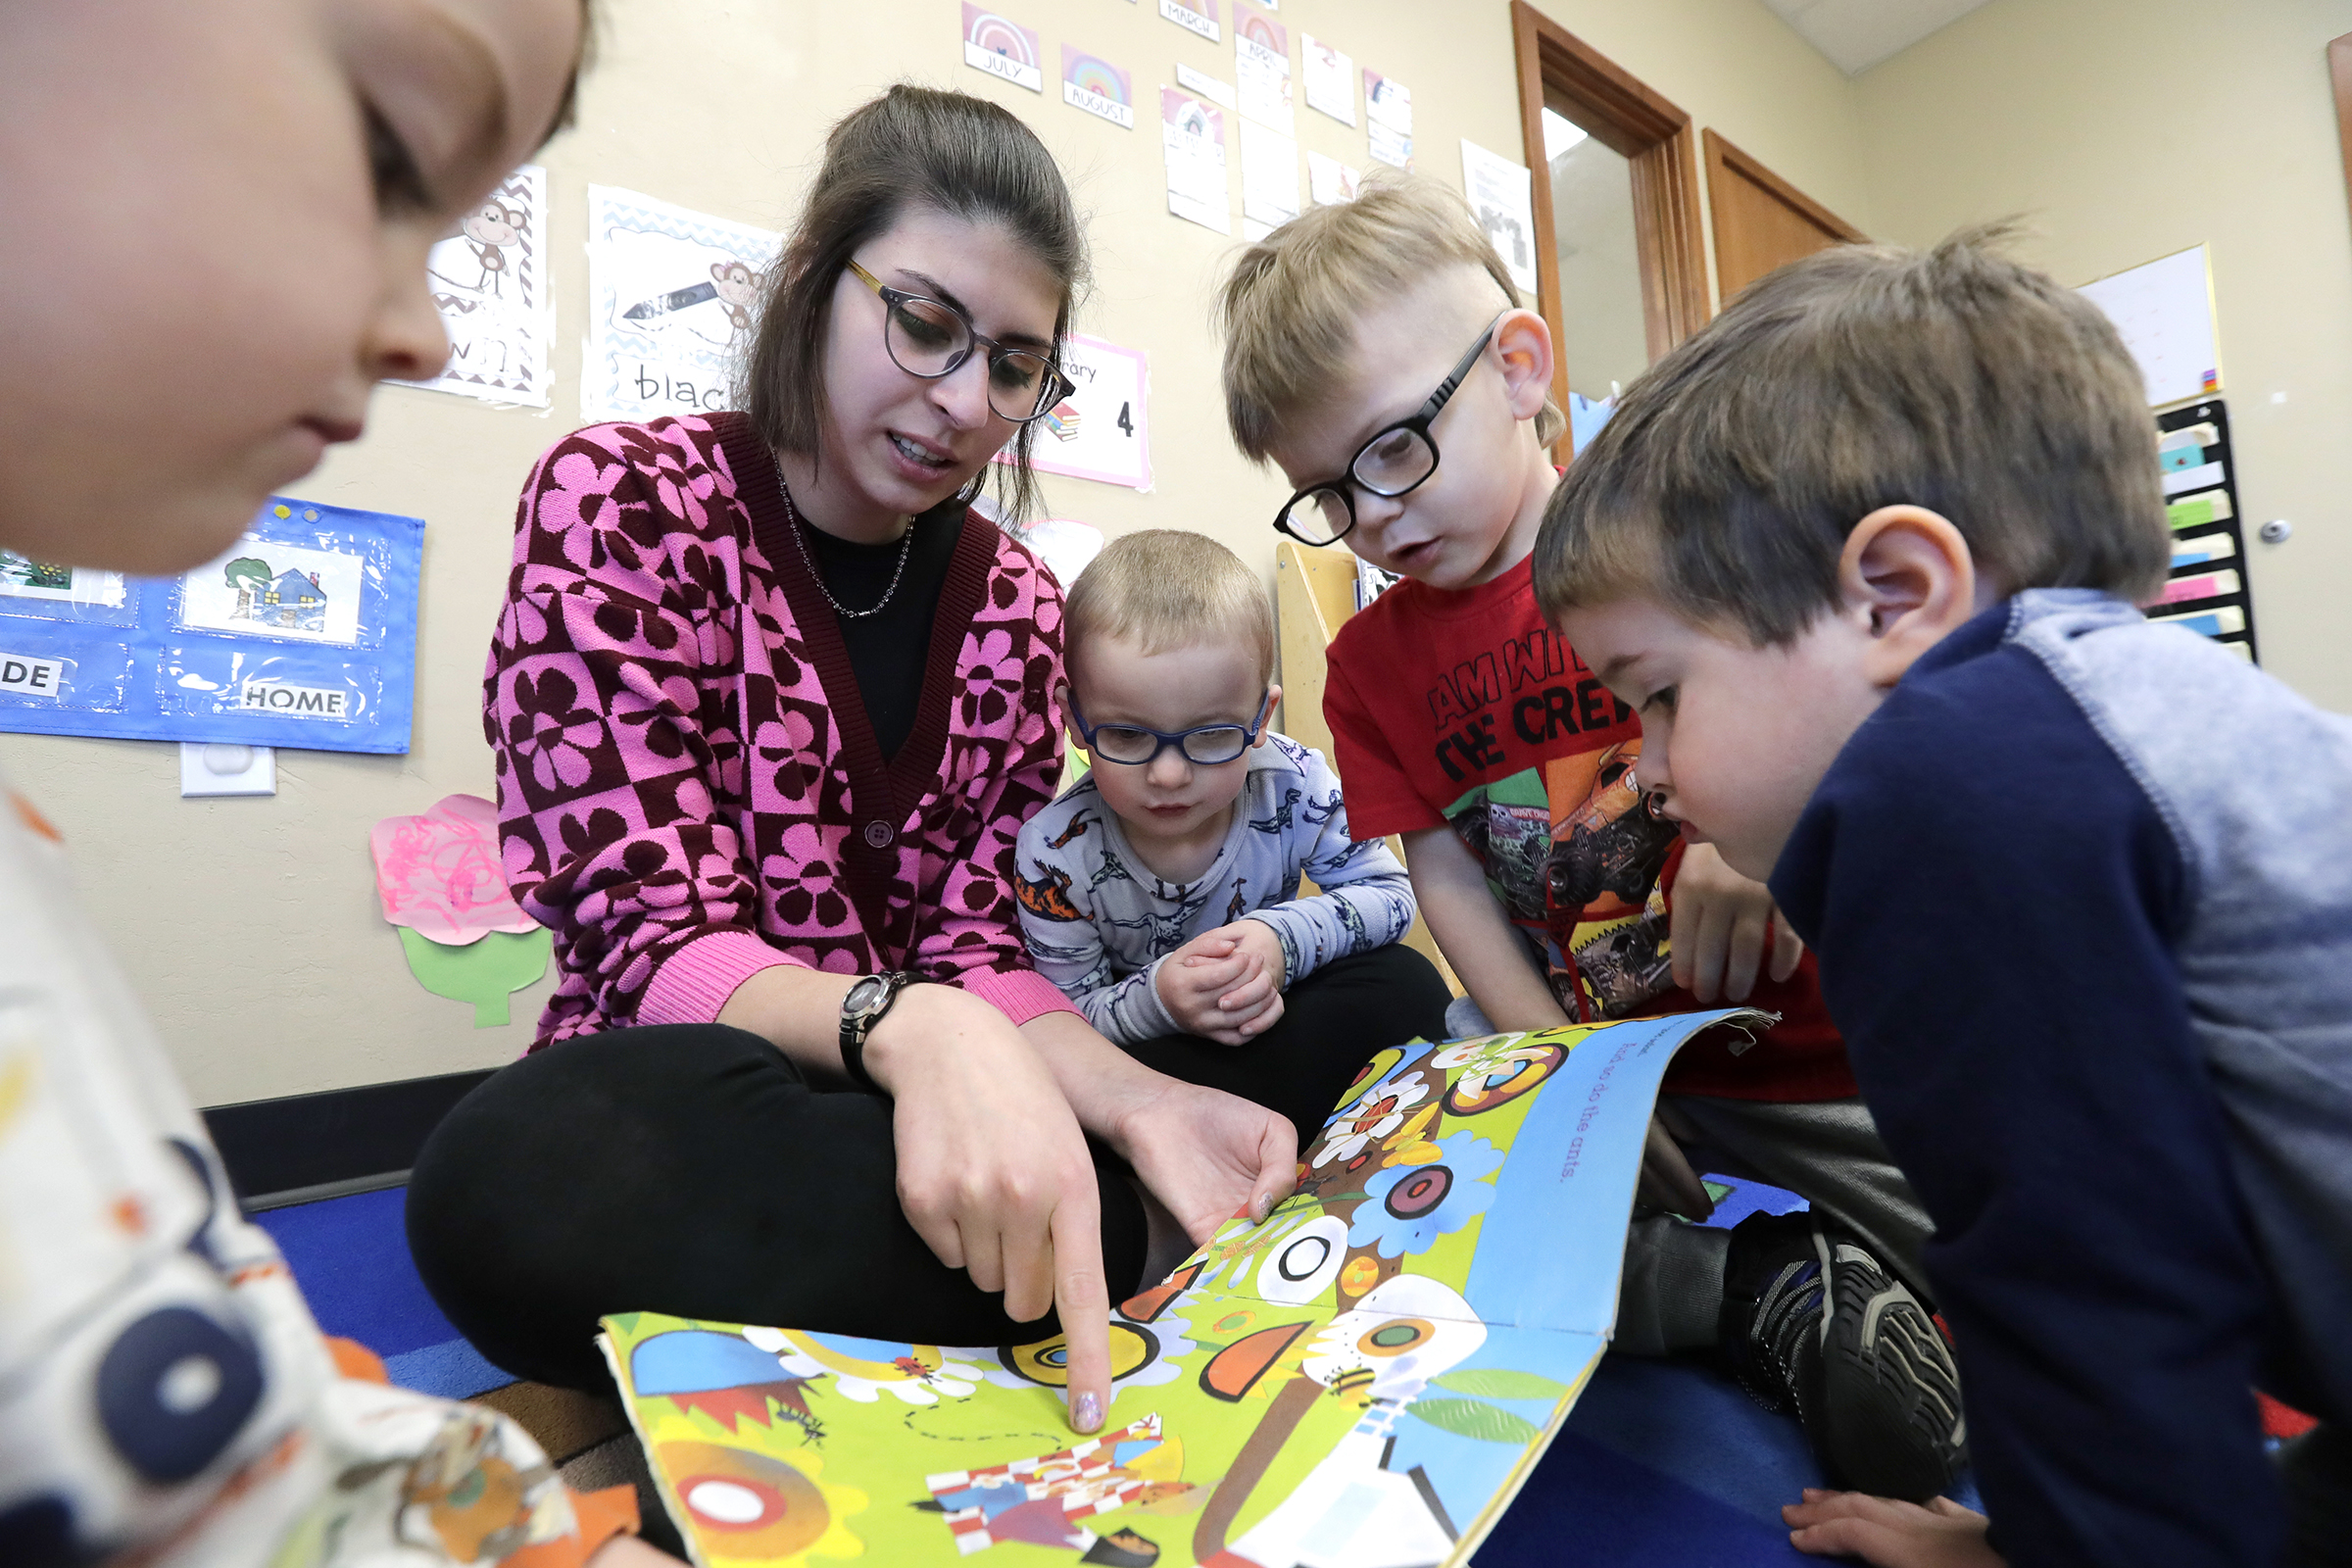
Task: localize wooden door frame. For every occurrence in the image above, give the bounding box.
[1509,0,1710,433]
[2331,33,2352,230]
[1700,127,1867,300]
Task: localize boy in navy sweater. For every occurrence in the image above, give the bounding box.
[1534,226,2350,1568]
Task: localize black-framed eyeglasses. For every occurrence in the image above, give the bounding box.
[847,258,1077,424]
[1272,314,1504,547]
[1065,688,1274,766]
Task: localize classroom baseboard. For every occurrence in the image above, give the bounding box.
[237,1169,413,1213]
[201,1068,494,1210]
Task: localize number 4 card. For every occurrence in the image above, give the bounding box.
[1006,332,1152,491]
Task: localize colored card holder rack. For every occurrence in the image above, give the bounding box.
[2148,399,2258,663]
[0,496,423,753]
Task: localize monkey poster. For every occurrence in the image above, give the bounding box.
[398,164,554,408]
[583,185,781,425]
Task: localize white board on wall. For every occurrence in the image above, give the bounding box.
[2077,244,2220,409]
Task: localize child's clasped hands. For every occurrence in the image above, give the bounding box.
[1155,919,1288,1044]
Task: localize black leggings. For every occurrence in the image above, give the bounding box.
[406,945,1450,1389]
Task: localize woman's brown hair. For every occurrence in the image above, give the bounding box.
[741,84,1087,523]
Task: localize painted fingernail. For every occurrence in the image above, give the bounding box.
[1073,1391,1102,1433]
[1253,1192,1274,1221]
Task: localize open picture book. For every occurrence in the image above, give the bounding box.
[600,1006,1764,1568]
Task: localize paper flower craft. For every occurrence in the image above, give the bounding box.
[1348,1130,1504,1258]
[371,793,537,945]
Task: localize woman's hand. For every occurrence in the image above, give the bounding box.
[1785,1491,2002,1567]
[863,984,1116,1435]
[1671,842,1804,1002]
[1106,1073,1298,1246]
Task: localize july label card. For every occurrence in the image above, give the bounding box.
[962,5,1043,93]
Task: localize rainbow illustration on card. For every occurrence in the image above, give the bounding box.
[962,4,1042,92]
[1238,11,1284,52]
[1061,45,1135,128]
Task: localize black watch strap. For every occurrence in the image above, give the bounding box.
[840,971,912,1093]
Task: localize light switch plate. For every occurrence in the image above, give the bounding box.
[179,742,275,797]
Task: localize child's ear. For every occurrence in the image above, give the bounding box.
[1494,309,1557,422]
[1839,506,1982,688]
[1253,683,1283,746]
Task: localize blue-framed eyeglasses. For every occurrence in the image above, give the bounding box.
[1065,689,1274,765]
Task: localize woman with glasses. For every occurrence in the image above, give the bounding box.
[407,87,1296,1443]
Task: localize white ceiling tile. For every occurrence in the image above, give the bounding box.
[1761,0,1996,75]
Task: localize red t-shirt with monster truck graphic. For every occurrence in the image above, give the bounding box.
[1321,553,1854,1102]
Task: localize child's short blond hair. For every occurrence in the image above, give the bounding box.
[1217,171,1565,462]
[1063,530,1276,688]
[1535,222,2169,646]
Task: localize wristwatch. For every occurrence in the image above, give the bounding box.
[839,971,913,1093]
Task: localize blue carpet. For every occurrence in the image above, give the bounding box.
[1478,1428,1815,1566]
[250,1185,514,1399]
[254,1178,1969,1564]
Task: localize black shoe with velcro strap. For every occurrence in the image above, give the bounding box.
[1719,1208,1968,1500]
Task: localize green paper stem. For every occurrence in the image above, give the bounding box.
[396,925,551,1027]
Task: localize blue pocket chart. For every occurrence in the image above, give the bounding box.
[0,497,423,753]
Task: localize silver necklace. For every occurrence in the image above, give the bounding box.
[777,470,914,619]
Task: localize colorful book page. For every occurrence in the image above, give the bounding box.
[603,1009,1758,1567]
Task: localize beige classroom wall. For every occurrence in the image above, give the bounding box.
[0,0,1866,1104]
[1855,0,2352,713]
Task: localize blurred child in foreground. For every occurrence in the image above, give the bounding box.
[0,2,668,1562]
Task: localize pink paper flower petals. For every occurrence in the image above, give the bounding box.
[370,793,538,945]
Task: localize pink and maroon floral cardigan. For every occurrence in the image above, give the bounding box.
[486,412,1077,1047]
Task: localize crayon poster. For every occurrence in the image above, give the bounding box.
[584,185,780,424]
[397,164,553,407]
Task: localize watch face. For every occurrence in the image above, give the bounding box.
[846,977,885,1012]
